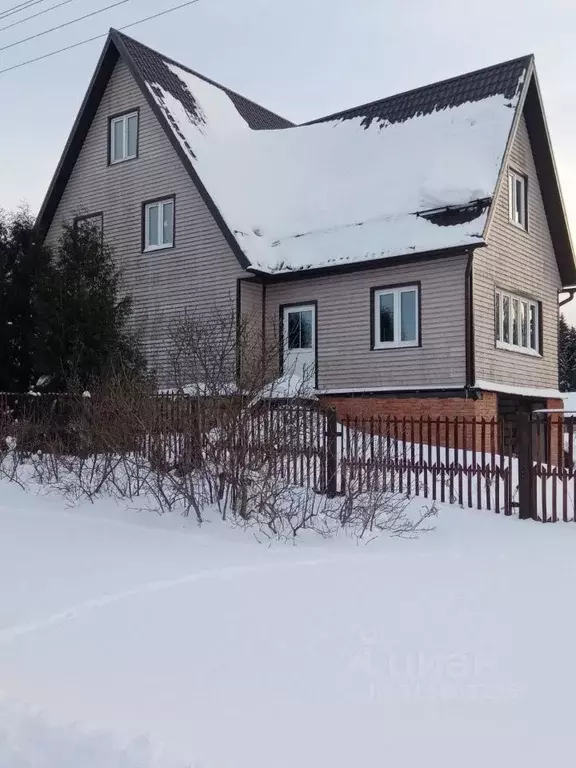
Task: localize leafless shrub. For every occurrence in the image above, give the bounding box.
[0,305,432,542]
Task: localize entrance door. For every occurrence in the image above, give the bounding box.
[282,304,316,385]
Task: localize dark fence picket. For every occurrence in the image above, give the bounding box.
[541,465,547,523]
[552,466,558,523]
[3,393,575,524]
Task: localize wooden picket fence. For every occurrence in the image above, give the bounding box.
[1,393,575,522]
[336,413,514,514]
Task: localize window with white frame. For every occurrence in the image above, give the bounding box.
[110,111,138,164]
[144,198,174,251]
[74,213,103,238]
[495,290,539,354]
[508,170,527,229]
[373,285,419,348]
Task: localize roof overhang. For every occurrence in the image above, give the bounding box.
[36,35,119,238]
[248,242,485,282]
[523,71,576,287]
[35,30,252,271]
[484,61,576,288]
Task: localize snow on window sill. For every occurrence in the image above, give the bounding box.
[373,340,420,351]
[496,340,541,357]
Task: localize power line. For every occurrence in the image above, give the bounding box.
[0,0,81,34]
[0,0,133,52]
[0,1,49,21]
[0,0,202,74]
[0,1,38,18]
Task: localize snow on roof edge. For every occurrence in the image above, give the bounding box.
[144,59,518,275]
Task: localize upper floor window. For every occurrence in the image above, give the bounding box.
[143,197,174,252]
[372,284,419,349]
[74,212,103,236]
[508,170,527,229]
[495,289,540,355]
[74,212,103,247]
[110,111,138,164]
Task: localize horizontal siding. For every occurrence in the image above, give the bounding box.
[239,278,263,323]
[45,59,246,382]
[266,255,468,391]
[474,114,561,390]
[238,278,265,380]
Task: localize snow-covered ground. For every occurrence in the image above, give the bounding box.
[1,482,576,767]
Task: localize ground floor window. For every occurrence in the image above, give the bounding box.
[372,284,419,349]
[495,289,540,354]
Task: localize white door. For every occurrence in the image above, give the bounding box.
[283,304,316,384]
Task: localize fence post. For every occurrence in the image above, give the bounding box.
[517,411,535,520]
[326,407,338,498]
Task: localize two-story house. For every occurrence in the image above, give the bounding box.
[37,29,576,428]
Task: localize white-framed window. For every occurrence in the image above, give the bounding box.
[110,111,138,164]
[495,289,540,355]
[373,285,419,349]
[508,170,527,229]
[74,213,103,237]
[144,197,175,251]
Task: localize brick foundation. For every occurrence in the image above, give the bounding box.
[320,392,499,452]
[545,398,564,466]
[319,393,565,462]
[321,392,498,422]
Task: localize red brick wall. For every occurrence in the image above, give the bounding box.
[319,392,499,452]
[546,398,564,466]
[321,393,498,421]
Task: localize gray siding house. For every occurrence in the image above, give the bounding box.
[37,30,576,425]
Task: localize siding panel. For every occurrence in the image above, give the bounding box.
[46,59,246,381]
[474,114,561,390]
[266,255,468,391]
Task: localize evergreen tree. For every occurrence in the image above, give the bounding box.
[0,209,53,391]
[36,221,146,391]
[0,210,146,392]
[559,313,576,392]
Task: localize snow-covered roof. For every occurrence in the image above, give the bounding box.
[133,43,527,274]
[38,31,542,276]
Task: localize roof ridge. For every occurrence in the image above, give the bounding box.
[111,29,294,126]
[304,53,534,125]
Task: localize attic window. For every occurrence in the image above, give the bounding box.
[508,170,527,229]
[74,212,103,246]
[110,110,138,164]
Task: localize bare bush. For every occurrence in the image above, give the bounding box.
[0,305,433,542]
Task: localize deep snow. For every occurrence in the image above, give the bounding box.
[1,482,576,767]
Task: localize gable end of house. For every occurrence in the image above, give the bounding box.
[35,30,293,272]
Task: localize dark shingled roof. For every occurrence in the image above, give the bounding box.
[36,32,575,284]
[117,31,294,131]
[307,55,532,128]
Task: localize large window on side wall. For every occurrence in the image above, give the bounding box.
[495,289,540,355]
[371,283,420,349]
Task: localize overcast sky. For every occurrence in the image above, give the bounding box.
[1,0,576,320]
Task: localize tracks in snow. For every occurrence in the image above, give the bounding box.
[0,552,376,645]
